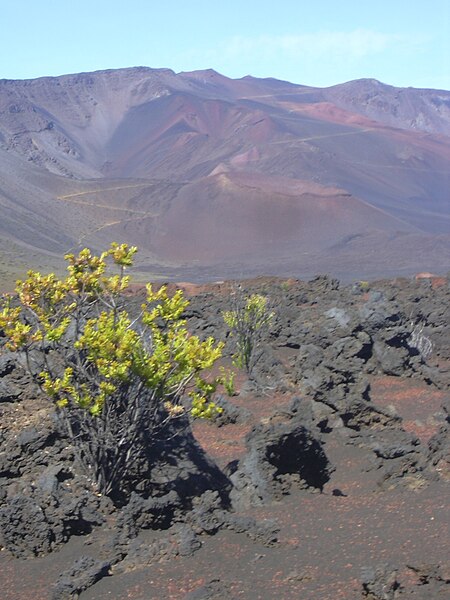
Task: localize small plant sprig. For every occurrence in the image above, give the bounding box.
[219,366,236,396]
[222,289,274,374]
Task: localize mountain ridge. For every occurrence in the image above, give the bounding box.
[0,67,449,285]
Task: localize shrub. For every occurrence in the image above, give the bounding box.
[0,243,223,498]
[222,288,273,374]
[359,280,370,291]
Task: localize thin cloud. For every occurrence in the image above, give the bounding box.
[223,30,421,62]
[177,29,431,87]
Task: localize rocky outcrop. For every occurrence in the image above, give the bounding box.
[51,556,111,600]
[360,564,401,599]
[229,417,331,509]
[360,562,450,598]
[0,274,449,596]
[427,397,450,482]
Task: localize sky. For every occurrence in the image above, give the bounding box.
[0,0,449,89]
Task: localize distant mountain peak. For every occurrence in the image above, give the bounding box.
[0,66,449,282]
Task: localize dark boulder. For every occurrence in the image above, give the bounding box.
[0,354,16,377]
[427,398,450,481]
[116,490,181,538]
[360,562,450,599]
[229,420,331,508]
[0,495,53,557]
[52,555,111,600]
[0,379,22,402]
[360,564,401,599]
[212,395,252,426]
[0,480,105,558]
[358,293,401,335]
[372,339,410,376]
[145,416,232,504]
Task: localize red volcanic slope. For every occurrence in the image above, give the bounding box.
[0,67,449,281]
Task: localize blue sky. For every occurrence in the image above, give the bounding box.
[1,0,449,89]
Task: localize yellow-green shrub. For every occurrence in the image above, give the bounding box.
[0,243,223,497]
[222,290,273,374]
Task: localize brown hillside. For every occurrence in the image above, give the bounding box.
[0,68,449,282]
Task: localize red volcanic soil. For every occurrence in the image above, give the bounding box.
[0,274,449,599]
[1,375,448,600]
[151,172,416,264]
[371,375,447,443]
[278,100,381,128]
